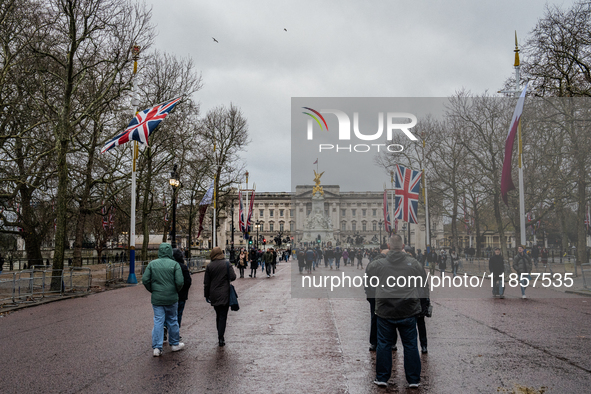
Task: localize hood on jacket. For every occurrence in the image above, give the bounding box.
[385,250,410,264]
[172,248,184,264]
[158,243,174,260]
[210,247,224,261]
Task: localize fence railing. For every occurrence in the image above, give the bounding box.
[0,267,92,307]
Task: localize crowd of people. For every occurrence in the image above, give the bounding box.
[140,237,544,389]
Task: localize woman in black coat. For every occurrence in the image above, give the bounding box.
[249,248,258,278]
[204,247,236,346]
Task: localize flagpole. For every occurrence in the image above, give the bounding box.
[213,144,217,248]
[514,33,526,247]
[245,171,249,248]
[127,45,140,284]
[422,135,430,252]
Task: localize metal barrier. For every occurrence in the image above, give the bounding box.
[581,263,591,289]
[187,257,206,272]
[0,267,92,307]
[105,263,126,284]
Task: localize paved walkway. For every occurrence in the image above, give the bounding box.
[1,260,590,393]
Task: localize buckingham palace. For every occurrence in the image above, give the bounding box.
[214,185,444,251]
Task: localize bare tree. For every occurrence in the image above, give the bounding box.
[29,0,153,289]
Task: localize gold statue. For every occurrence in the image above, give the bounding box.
[312,170,325,196]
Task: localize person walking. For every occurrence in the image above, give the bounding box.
[297,249,305,274]
[325,247,334,269]
[531,244,540,269]
[142,243,185,357]
[263,248,275,277]
[237,249,248,278]
[357,249,364,269]
[204,247,237,347]
[427,249,437,275]
[540,247,549,268]
[342,249,349,266]
[450,249,459,277]
[366,234,427,388]
[513,245,532,299]
[438,250,447,277]
[488,247,505,298]
[249,248,258,278]
[334,247,342,270]
[173,248,192,332]
[305,248,315,274]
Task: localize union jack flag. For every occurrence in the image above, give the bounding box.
[101,97,182,154]
[393,164,422,224]
[383,190,392,234]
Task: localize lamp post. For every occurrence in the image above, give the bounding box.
[402,222,407,245]
[230,200,235,264]
[169,164,180,248]
[256,220,262,249]
[378,219,384,246]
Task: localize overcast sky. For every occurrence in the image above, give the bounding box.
[147,0,575,192]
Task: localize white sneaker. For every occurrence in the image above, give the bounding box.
[171,342,185,352]
[153,348,162,357]
[373,380,388,387]
[409,382,420,388]
[267,274,270,278]
[272,274,275,277]
[522,295,527,299]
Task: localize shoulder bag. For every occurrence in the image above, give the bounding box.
[226,262,239,311]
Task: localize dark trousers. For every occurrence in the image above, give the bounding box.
[416,316,427,348]
[250,268,257,277]
[368,298,377,346]
[376,316,421,385]
[239,267,245,278]
[177,300,186,328]
[214,304,230,340]
[492,273,504,296]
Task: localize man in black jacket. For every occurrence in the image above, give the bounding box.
[366,234,427,388]
[173,248,192,328]
[488,247,505,298]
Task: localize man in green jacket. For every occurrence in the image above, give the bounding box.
[143,243,185,356]
[263,248,275,277]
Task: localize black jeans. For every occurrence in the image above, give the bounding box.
[368,298,377,346]
[239,267,245,277]
[214,304,230,340]
[416,316,427,348]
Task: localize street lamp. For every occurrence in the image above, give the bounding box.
[255,220,262,249]
[169,164,180,248]
[402,222,407,245]
[378,219,384,246]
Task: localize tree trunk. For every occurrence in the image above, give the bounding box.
[576,160,587,268]
[51,136,70,291]
[72,212,86,267]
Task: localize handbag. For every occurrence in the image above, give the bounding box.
[226,262,239,311]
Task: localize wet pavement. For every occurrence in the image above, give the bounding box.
[1,260,590,393]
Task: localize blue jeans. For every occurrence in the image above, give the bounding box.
[152,303,180,349]
[520,274,531,296]
[376,316,421,384]
[335,258,340,269]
